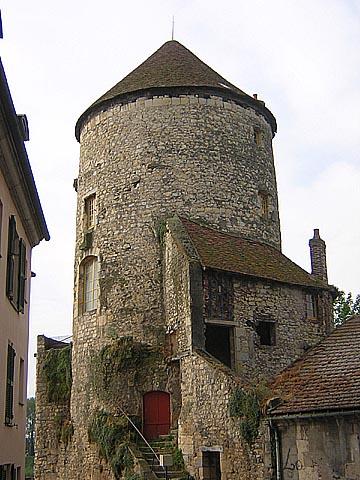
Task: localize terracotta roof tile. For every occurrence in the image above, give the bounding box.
[269,316,360,415]
[180,218,325,289]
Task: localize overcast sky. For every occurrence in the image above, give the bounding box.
[1,0,359,396]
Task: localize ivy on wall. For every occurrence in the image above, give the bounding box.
[88,410,134,480]
[229,384,268,444]
[43,345,72,404]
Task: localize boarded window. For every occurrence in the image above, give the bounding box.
[205,324,233,368]
[204,270,233,322]
[203,451,221,480]
[256,320,276,346]
[5,344,16,425]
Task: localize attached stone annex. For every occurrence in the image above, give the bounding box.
[35,40,337,480]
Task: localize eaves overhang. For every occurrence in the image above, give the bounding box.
[0,58,49,246]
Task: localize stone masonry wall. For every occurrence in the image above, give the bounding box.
[276,416,360,479]
[34,336,72,480]
[232,277,326,381]
[178,351,269,480]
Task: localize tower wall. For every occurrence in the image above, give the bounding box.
[69,94,281,477]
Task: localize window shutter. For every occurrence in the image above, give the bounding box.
[6,216,16,299]
[18,239,26,313]
[5,344,16,425]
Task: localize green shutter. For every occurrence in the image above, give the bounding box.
[18,239,26,313]
[6,216,16,299]
[5,344,16,425]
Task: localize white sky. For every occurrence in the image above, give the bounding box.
[1,0,359,396]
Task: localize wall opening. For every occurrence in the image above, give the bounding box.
[256,320,276,346]
[205,324,233,368]
[203,451,221,480]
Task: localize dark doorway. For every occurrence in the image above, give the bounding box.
[203,451,221,480]
[143,391,171,440]
[205,324,233,368]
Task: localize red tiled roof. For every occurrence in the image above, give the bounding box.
[269,316,360,415]
[180,218,325,289]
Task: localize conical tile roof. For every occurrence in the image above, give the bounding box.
[76,40,276,139]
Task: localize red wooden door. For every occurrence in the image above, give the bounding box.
[143,391,170,440]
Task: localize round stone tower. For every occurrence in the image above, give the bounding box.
[70,40,280,476]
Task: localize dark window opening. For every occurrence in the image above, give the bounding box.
[256,320,276,346]
[204,271,233,322]
[5,344,16,425]
[203,451,221,480]
[205,324,233,368]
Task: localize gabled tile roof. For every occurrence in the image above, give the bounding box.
[76,40,276,140]
[269,316,360,415]
[180,217,326,289]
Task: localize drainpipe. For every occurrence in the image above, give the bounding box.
[269,420,282,480]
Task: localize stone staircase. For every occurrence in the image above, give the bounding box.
[137,435,186,479]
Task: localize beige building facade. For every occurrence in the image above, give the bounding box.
[0,57,49,479]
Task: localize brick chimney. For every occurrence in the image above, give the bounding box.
[309,229,328,283]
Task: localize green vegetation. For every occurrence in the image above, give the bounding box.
[88,410,134,479]
[43,345,72,403]
[54,413,74,446]
[91,336,161,399]
[334,290,360,326]
[229,384,268,444]
[25,397,35,477]
[173,447,185,469]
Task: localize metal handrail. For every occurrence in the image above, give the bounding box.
[118,407,166,473]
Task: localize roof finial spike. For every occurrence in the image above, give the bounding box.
[171,15,175,40]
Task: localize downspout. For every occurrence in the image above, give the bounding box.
[269,420,282,480]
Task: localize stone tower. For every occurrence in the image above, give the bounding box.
[35,40,334,480]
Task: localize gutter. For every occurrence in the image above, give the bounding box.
[267,408,360,422]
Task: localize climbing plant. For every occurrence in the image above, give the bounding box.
[54,413,74,446]
[88,410,134,479]
[229,384,268,444]
[91,336,161,399]
[43,345,72,403]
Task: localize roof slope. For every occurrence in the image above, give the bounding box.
[270,316,360,415]
[76,40,276,139]
[180,218,325,289]
[94,40,247,107]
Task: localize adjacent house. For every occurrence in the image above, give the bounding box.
[0,57,49,480]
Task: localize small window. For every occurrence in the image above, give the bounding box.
[6,217,27,312]
[5,344,16,425]
[85,194,96,229]
[204,271,234,322]
[259,191,270,219]
[253,126,263,146]
[80,256,99,313]
[306,293,318,318]
[256,320,276,346]
[18,358,25,405]
[203,451,221,480]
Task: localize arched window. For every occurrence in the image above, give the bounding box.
[80,256,99,313]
